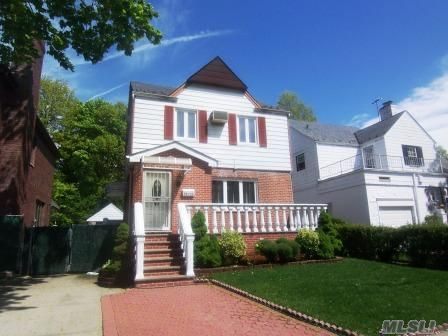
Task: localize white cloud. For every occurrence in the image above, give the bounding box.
[87,82,128,101]
[73,30,233,66]
[347,113,371,128]
[360,72,448,149]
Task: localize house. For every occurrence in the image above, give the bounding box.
[125,57,326,286]
[0,41,58,227]
[289,101,448,227]
[86,203,123,225]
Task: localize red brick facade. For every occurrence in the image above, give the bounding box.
[129,149,292,232]
[0,41,58,227]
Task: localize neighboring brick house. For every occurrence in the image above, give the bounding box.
[126,57,327,286]
[0,41,58,227]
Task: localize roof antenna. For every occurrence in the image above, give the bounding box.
[371,97,382,120]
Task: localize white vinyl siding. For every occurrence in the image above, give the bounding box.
[131,84,291,171]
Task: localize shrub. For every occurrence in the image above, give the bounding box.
[317,211,343,256]
[191,211,207,240]
[102,223,131,283]
[219,230,246,265]
[424,215,444,226]
[195,235,222,268]
[296,229,320,259]
[317,231,335,259]
[256,239,278,263]
[277,242,293,263]
[276,238,300,259]
[335,223,448,269]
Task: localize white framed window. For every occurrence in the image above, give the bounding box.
[296,153,305,171]
[212,180,257,204]
[238,116,257,144]
[175,109,196,139]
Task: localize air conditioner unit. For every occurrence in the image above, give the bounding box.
[209,111,228,124]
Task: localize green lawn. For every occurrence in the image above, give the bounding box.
[211,259,448,336]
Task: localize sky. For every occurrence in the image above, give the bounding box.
[43,0,448,148]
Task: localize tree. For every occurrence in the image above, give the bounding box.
[436,146,448,160]
[277,91,317,122]
[39,77,79,133]
[51,99,127,226]
[0,0,162,70]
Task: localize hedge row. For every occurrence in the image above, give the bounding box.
[336,223,448,269]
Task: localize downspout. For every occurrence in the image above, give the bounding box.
[412,173,422,223]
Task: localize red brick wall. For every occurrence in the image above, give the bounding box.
[21,138,56,226]
[128,149,293,232]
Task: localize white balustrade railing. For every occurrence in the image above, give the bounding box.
[177,203,195,276]
[182,203,328,234]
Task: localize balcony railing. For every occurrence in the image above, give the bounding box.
[320,154,447,180]
[182,203,328,234]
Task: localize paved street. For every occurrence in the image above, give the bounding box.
[0,274,122,336]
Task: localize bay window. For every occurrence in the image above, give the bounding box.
[212,180,257,204]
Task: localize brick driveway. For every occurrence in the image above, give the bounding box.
[102,284,334,336]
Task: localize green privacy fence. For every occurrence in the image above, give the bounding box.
[23,226,71,275]
[70,224,118,273]
[0,216,23,272]
[19,224,120,275]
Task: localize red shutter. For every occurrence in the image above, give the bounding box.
[164,106,174,140]
[198,110,208,143]
[228,113,237,145]
[258,117,267,147]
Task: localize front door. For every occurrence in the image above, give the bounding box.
[144,171,171,231]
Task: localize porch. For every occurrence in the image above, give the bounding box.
[132,202,328,286]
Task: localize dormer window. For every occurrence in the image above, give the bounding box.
[238,116,257,144]
[176,109,196,139]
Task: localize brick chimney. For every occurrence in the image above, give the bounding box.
[379,100,393,121]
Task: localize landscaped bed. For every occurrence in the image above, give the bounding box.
[210,258,448,336]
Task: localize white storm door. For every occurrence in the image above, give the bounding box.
[144,171,171,231]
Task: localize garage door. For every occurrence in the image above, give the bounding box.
[379,206,414,227]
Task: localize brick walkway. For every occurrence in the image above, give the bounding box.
[102,284,334,336]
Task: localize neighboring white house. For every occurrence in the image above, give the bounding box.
[289,101,448,227]
[86,203,123,225]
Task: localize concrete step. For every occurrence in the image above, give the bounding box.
[144,248,183,258]
[144,256,184,267]
[145,233,179,242]
[144,265,184,276]
[134,275,197,289]
[144,240,181,249]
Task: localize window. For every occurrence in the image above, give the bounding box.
[212,181,224,203]
[238,117,257,144]
[363,146,376,168]
[34,200,44,226]
[211,180,257,204]
[227,181,240,203]
[402,145,423,166]
[296,153,305,171]
[176,109,196,139]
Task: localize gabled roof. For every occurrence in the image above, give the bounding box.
[354,111,404,144]
[86,203,123,222]
[289,119,359,146]
[186,56,248,91]
[127,141,218,167]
